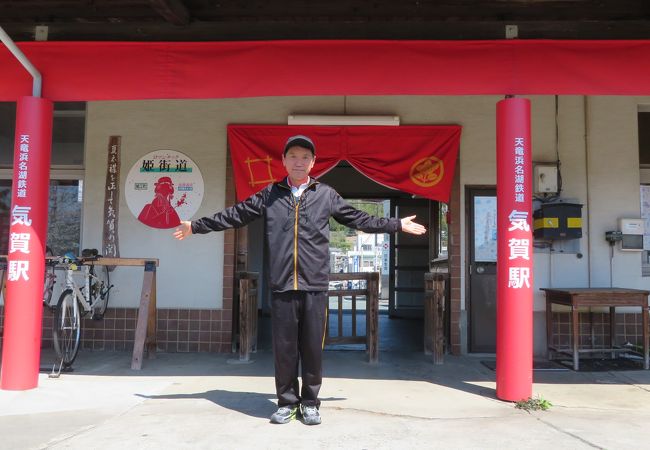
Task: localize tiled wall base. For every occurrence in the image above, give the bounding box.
[550,311,645,349]
[0,306,233,353]
[1,307,645,355]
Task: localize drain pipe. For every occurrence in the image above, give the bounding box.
[0,26,42,97]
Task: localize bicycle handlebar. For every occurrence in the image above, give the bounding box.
[1,249,102,267]
[46,253,103,267]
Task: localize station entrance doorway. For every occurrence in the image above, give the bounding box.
[252,160,447,353]
[229,124,459,356]
[325,161,445,352]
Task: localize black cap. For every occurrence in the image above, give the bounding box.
[284,135,315,156]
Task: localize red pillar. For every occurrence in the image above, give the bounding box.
[1,96,53,390]
[496,97,533,401]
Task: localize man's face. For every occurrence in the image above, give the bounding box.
[282,146,315,182]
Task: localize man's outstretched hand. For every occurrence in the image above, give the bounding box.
[400,215,427,235]
[173,220,193,240]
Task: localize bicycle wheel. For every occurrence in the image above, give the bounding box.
[42,246,56,309]
[52,289,81,367]
[90,264,111,319]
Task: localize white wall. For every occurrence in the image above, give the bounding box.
[19,94,647,353]
[345,94,650,355]
[585,96,650,290]
[2,92,648,360]
[345,95,592,309]
[84,100,226,309]
[346,95,502,311]
[531,96,591,310]
[83,97,342,309]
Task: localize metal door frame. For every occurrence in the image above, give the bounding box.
[388,197,432,318]
[465,185,497,353]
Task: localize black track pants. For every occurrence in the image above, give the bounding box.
[271,290,328,408]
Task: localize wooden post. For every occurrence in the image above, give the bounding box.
[231,272,240,354]
[367,272,379,364]
[433,276,445,365]
[250,276,258,353]
[641,303,650,370]
[131,261,157,370]
[425,273,446,363]
[239,276,250,362]
[610,306,616,360]
[145,261,157,359]
[572,305,580,371]
[546,296,553,361]
[338,295,343,338]
[236,272,259,361]
[351,293,357,336]
[424,273,434,355]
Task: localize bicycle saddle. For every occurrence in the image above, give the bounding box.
[81,248,100,258]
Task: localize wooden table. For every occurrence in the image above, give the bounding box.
[541,288,649,370]
[90,258,159,370]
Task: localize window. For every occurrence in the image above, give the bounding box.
[431,202,449,260]
[328,199,388,273]
[0,179,83,256]
[0,103,16,166]
[0,102,86,256]
[639,110,650,276]
[641,185,650,277]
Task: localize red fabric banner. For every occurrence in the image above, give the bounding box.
[227,125,461,203]
[3,40,650,100]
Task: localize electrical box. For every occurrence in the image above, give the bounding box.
[605,230,623,243]
[618,218,644,251]
[533,164,558,195]
[533,202,582,240]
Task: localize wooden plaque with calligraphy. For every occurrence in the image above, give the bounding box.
[102,136,121,271]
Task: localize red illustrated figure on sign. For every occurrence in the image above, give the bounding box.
[137,176,181,229]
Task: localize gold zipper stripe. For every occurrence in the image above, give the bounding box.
[322,307,328,349]
[293,201,299,290]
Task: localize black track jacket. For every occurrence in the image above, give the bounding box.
[191,177,401,293]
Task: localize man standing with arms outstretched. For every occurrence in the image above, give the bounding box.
[174,135,426,425]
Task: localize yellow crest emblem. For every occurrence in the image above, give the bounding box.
[409,156,444,187]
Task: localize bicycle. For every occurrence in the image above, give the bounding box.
[4,246,65,310]
[51,248,113,367]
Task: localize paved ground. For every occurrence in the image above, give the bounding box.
[1,349,649,449]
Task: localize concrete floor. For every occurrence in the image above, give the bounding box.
[1,346,650,450]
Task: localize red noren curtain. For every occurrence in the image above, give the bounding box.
[227,125,461,203]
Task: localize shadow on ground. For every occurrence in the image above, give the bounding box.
[136,390,278,418]
[21,309,650,408]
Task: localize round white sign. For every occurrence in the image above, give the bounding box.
[125,150,204,229]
